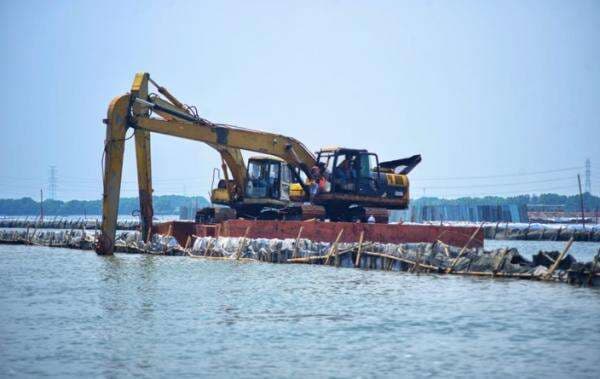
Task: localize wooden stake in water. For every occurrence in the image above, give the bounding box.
[206,237,217,257]
[447,223,484,274]
[354,231,365,268]
[544,237,574,280]
[235,226,251,260]
[410,246,421,273]
[324,229,344,266]
[293,226,303,259]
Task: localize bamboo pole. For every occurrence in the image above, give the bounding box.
[30,226,38,244]
[293,226,303,259]
[446,223,484,273]
[410,247,422,273]
[286,244,371,263]
[544,237,574,280]
[432,230,448,248]
[324,229,344,266]
[206,237,217,257]
[337,245,363,256]
[541,252,556,264]
[385,255,394,271]
[443,245,450,258]
[235,226,251,260]
[29,225,37,244]
[362,251,440,271]
[452,270,534,278]
[435,239,452,249]
[188,254,255,263]
[354,231,365,268]
[287,255,330,263]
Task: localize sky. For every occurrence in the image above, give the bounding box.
[0,0,598,201]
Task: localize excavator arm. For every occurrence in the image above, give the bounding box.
[154,102,248,199]
[132,117,316,174]
[134,73,316,186]
[138,75,248,197]
[97,72,317,254]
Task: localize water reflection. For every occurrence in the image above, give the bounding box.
[1,246,599,378]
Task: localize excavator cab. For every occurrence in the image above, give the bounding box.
[205,157,293,221]
[242,156,291,203]
[312,148,421,221]
[210,157,292,206]
[314,148,420,202]
[316,148,382,196]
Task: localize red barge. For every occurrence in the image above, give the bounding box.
[154,220,484,249]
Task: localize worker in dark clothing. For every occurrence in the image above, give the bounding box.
[334,157,356,191]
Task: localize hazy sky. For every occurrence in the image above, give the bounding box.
[0,0,598,200]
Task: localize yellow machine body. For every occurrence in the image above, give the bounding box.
[210,188,231,204]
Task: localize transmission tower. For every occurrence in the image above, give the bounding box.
[585,158,591,194]
[49,165,57,200]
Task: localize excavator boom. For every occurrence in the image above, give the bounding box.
[98,73,317,254]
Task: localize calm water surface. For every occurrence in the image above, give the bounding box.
[1,244,599,378]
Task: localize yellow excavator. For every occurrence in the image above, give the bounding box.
[97,72,420,254]
[201,155,304,222]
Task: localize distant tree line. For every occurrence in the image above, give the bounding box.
[1,193,598,216]
[412,193,600,212]
[0,195,209,216]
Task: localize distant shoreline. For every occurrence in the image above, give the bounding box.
[0,195,208,216]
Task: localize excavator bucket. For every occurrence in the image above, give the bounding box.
[378,154,422,174]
